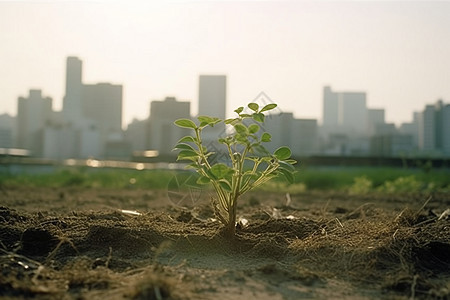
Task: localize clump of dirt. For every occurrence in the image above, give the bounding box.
[0,188,449,299]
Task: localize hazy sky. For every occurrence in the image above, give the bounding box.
[1,0,449,128]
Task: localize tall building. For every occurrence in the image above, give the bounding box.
[125,118,148,152]
[339,92,367,134]
[263,112,293,154]
[419,104,438,152]
[322,86,367,136]
[321,86,369,155]
[292,118,319,156]
[198,75,226,119]
[263,112,319,157]
[419,100,450,156]
[42,121,78,160]
[148,97,190,155]
[443,104,450,155]
[323,86,339,127]
[367,109,385,136]
[17,90,52,156]
[46,56,124,159]
[0,113,15,149]
[399,112,420,150]
[198,75,227,146]
[63,56,83,123]
[83,83,123,138]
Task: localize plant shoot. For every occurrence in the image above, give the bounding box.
[173,103,296,238]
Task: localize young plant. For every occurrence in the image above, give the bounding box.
[173,103,296,238]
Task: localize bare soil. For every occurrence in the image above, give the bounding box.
[1,186,449,299]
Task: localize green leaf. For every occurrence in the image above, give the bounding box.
[278,168,294,184]
[218,180,233,192]
[174,119,197,129]
[225,118,238,125]
[210,163,234,179]
[218,136,233,145]
[239,114,252,118]
[260,103,277,113]
[236,134,250,144]
[234,107,244,114]
[198,116,220,127]
[252,113,265,122]
[234,123,248,135]
[285,159,298,165]
[173,143,196,152]
[261,132,271,142]
[177,156,197,162]
[177,136,196,143]
[197,115,214,123]
[248,103,259,112]
[176,149,199,160]
[248,124,260,134]
[279,160,295,172]
[273,146,291,160]
[211,118,221,125]
[251,144,270,155]
[185,163,199,170]
[196,176,211,185]
[205,168,217,180]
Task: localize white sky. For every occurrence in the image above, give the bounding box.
[1,0,449,128]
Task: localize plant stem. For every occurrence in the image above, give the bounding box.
[240,158,262,192]
[241,161,278,193]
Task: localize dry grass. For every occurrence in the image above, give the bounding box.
[288,201,450,299]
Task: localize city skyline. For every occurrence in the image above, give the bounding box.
[1,1,450,127]
[2,56,448,158]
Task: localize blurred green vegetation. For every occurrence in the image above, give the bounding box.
[0,165,449,194]
[294,166,449,194]
[0,168,177,190]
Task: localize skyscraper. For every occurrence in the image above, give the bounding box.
[419,104,437,152]
[47,56,124,159]
[399,112,420,150]
[338,91,367,133]
[17,90,52,156]
[148,97,190,155]
[198,75,226,119]
[63,56,83,123]
[322,86,367,136]
[198,75,227,146]
[0,113,15,149]
[367,109,385,136]
[323,86,339,127]
[443,104,450,156]
[264,112,319,156]
[82,83,123,135]
[419,100,450,156]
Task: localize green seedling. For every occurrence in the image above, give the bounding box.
[173,102,297,238]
